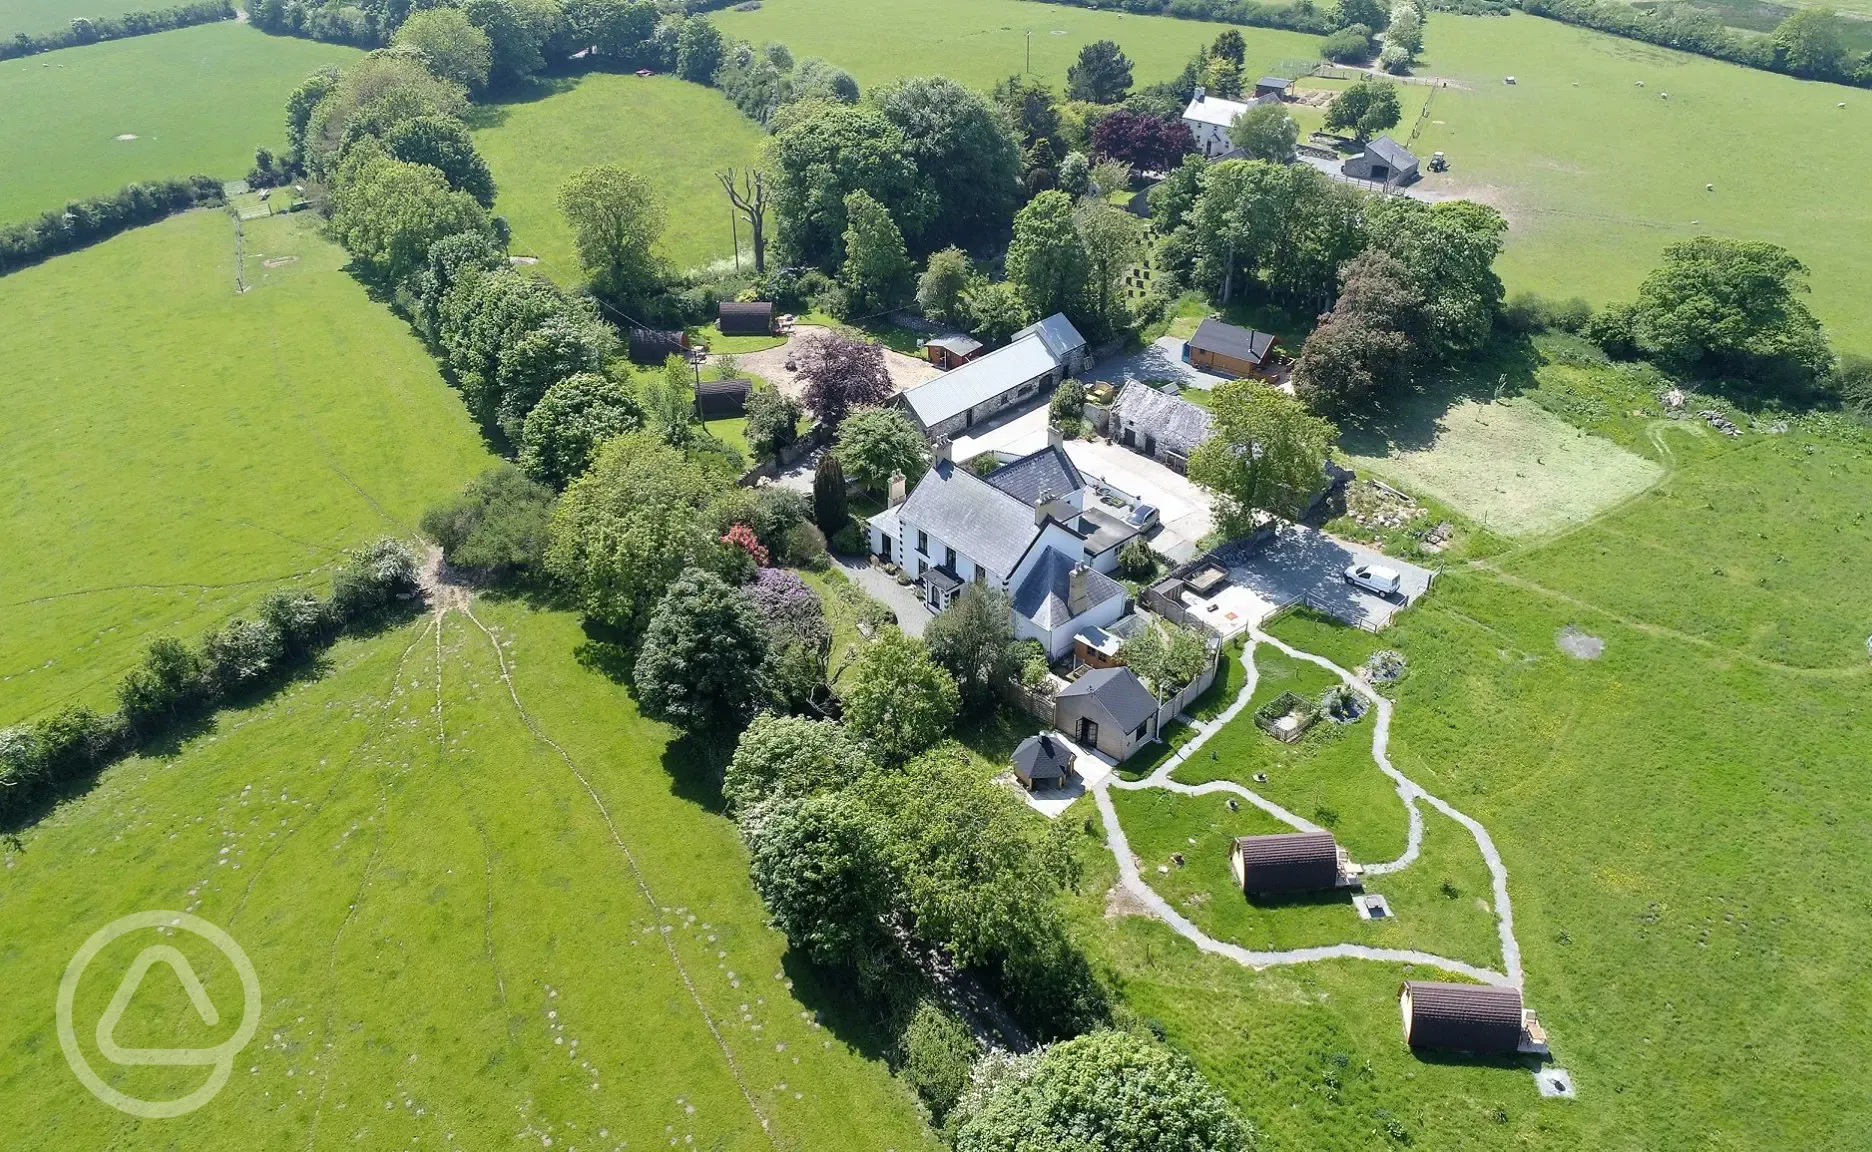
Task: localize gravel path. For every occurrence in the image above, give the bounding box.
[1093,626,1527,988]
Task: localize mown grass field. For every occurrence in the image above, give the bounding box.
[1066,358,1872,1148]
[0,24,359,224]
[472,73,767,279]
[1,0,160,37]
[0,601,937,1150]
[710,0,1324,92]
[0,208,492,727]
[1415,12,1872,353]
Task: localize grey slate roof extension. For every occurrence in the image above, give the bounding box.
[928,334,983,357]
[901,332,1057,429]
[1114,381,1213,457]
[1012,313,1088,362]
[1058,666,1158,732]
[1188,317,1276,365]
[897,461,1040,579]
[1013,550,1125,631]
[985,444,1084,507]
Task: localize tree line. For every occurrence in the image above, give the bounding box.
[0,541,420,829]
[0,175,224,275]
[1,0,233,61]
[1520,0,1872,88]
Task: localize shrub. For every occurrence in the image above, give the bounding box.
[0,176,224,276]
[422,466,557,571]
[256,589,332,655]
[828,521,866,555]
[199,617,288,697]
[1049,377,1087,422]
[118,637,211,733]
[1118,537,1158,580]
[634,567,770,735]
[1321,25,1374,63]
[724,712,870,812]
[745,792,895,967]
[782,521,829,569]
[330,538,421,622]
[898,1000,980,1123]
[1502,291,1593,334]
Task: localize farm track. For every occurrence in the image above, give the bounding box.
[1097,627,1523,987]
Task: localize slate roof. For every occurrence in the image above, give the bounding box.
[1013,550,1125,631]
[1256,75,1291,90]
[901,332,1058,429]
[1400,982,1525,1054]
[897,461,1039,578]
[1012,734,1074,782]
[1181,93,1254,128]
[1012,313,1088,362]
[985,444,1084,507]
[1188,318,1276,366]
[1113,381,1213,457]
[1366,136,1418,170]
[928,334,983,357]
[1059,666,1158,732]
[1234,831,1341,894]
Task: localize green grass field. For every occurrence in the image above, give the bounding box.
[1064,360,1872,1148]
[2,0,164,37]
[0,601,937,1150]
[0,208,493,726]
[472,73,767,279]
[709,0,1324,92]
[0,24,359,224]
[1416,12,1872,354]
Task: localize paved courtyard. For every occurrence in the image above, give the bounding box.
[831,553,930,637]
[1084,335,1230,393]
[1218,523,1436,631]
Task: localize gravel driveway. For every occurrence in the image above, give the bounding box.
[724,327,939,401]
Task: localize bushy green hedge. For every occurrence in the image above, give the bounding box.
[1024,0,1335,36]
[1519,0,1872,89]
[0,176,223,276]
[0,540,419,828]
[1,1,234,61]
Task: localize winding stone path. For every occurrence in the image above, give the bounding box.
[1093,626,1526,988]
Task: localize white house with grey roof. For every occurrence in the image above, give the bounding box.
[897,313,1089,440]
[1110,381,1214,473]
[1181,87,1278,160]
[866,431,1134,659]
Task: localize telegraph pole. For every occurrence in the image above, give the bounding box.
[1025,30,1031,74]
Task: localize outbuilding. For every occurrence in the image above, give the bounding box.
[628,328,689,365]
[1254,76,1292,99]
[1011,734,1076,791]
[926,334,984,370]
[1110,382,1212,473]
[1399,981,1546,1056]
[1229,831,1350,894]
[718,301,775,336]
[696,378,751,417]
[1185,318,1277,378]
[1056,666,1159,762]
[1341,136,1420,186]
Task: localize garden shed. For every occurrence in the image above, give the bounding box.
[1185,317,1276,378]
[1399,981,1545,1056]
[718,301,775,336]
[1011,734,1075,791]
[1229,831,1349,895]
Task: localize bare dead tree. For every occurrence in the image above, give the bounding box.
[717,167,768,275]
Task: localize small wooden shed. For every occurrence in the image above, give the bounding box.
[1253,76,1292,100]
[718,301,775,336]
[1186,318,1276,378]
[1230,831,1345,895]
[697,378,751,417]
[628,328,689,365]
[1399,981,1536,1055]
[927,334,984,370]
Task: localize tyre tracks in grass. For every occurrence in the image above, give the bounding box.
[458,604,781,1149]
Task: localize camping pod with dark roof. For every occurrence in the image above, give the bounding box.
[696,378,751,417]
[1399,981,1544,1055]
[628,328,689,365]
[1185,318,1277,378]
[718,301,775,336]
[1229,831,1350,894]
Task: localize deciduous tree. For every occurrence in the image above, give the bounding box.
[1624,236,1833,389]
[1067,39,1134,104]
[1006,190,1090,324]
[383,114,496,206]
[635,567,769,735]
[559,163,665,308]
[923,584,1017,709]
[840,629,959,764]
[329,147,491,287]
[769,101,931,268]
[1228,101,1298,163]
[519,372,643,488]
[835,406,927,493]
[839,190,913,312]
[1188,380,1337,534]
[794,329,893,430]
[393,7,493,91]
[917,246,972,324]
[1324,76,1400,141]
[745,793,895,967]
[876,76,1022,251]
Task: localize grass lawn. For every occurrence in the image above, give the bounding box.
[709,0,1324,92]
[1070,361,1872,1147]
[0,208,494,726]
[472,72,767,279]
[0,24,359,224]
[0,601,937,1150]
[2,0,185,37]
[1414,11,1872,354]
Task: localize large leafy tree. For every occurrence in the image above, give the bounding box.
[1324,76,1401,142]
[329,148,491,286]
[950,1030,1259,1152]
[1335,0,1389,29]
[876,76,1021,250]
[768,101,932,268]
[1066,39,1134,104]
[559,163,665,308]
[794,330,893,430]
[1626,236,1833,388]
[745,793,896,967]
[634,567,769,735]
[464,0,545,89]
[1091,109,1194,175]
[519,372,643,488]
[1006,191,1090,324]
[1292,249,1428,412]
[1190,159,1365,312]
[840,190,913,312]
[1188,380,1337,534]
[923,584,1017,710]
[1121,620,1209,699]
[725,712,870,812]
[744,568,835,714]
[491,311,617,436]
[545,432,732,633]
[383,115,496,206]
[1074,198,1141,337]
[961,279,1031,344]
[917,246,972,324]
[1773,8,1852,80]
[393,7,493,91]
[1365,197,1506,361]
[303,54,466,180]
[674,15,725,83]
[840,629,959,764]
[1228,101,1298,163]
[284,65,341,170]
[990,74,1064,160]
[834,406,926,493]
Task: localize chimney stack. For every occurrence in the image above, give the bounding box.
[931,436,952,466]
[1194,86,1206,103]
[1068,564,1093,614]
[1047,423,1065,452]
[888,470,908,508]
